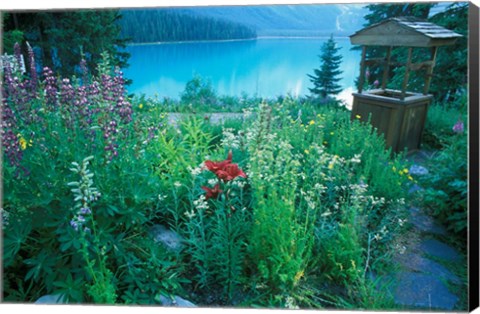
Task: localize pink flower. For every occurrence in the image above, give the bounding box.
[452,120,464,134]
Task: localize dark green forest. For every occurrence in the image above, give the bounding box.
[119,9,257,43]
[2,10,129,77]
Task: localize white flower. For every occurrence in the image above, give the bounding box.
[193,195,209,210]
[188,165,203,176]
[350,154,362,163]
[285,296,299,310]
[184,209,196,219]
[174,181,182,188]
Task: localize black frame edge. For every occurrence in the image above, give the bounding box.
[469,1,480,312]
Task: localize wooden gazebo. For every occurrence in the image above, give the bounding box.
[349,17,462,153]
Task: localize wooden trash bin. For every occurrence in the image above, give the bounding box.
[351,89,432,153]
[349,17,461,154]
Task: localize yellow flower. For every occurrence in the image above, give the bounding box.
[355,114,361,119]
[392,166,397,172]
[408,175,414,181]
[139,103,143,109]
[309,120,315,125]
[323,141,328,145]
[403,168,409,174]
[304,149,309,155]
[19,136,27,150]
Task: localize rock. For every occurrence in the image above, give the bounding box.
[409,207,447,236]
[390,272,458,310]
[419,238,462,262]
[150,224,183,251]
[157,295,196,307]
[35,294,67,304]
[408,184,424,194]
[397,253,461,285]
[409,164,429,176]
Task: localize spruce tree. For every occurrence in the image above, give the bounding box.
[308,35,343,99]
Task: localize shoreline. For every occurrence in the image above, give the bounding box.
[126,35,351,46]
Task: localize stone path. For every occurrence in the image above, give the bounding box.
[383,150,466,311]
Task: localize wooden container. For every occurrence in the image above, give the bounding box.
[348,17,461,154]
[351,89,433,154]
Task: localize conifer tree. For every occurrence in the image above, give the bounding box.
[308,35,343,99]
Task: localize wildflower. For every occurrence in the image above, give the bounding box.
[350,154,361,163]
[355,114,361,119]
[374,80,379,87]
[365,69,370,78]
[216,163,247,182]
[304,149,310,155]
[201,184,223,200]
[402,168,409,174]
[139,103,143,109]
[193,195,209,210]
[407,175,414,181]
[174,181,182,188]
[309,120,315,125]
[452,119,464,134]
[184,209,196,219]
[204,150,233,173]
[18,136,27,150]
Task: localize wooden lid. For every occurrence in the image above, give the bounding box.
[350,17,462,47]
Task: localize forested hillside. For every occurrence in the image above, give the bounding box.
[120,9,257,43]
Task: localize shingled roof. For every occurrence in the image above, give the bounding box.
[350,16,462,47]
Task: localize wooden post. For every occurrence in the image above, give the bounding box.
[358,46,367,93]
[423,46,438,95]
[401,47,413,100]
[381,46,392,90]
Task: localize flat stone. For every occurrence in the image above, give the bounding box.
[390,272,458,310]
[408,184,424,194]
[419,238,461,262]
[150,224,183,251]
[409,207,447,236]
[35,294,67,304]
[158,295,196,307]
[397,253,461,284]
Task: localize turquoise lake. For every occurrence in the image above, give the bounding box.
[124,37,361,104]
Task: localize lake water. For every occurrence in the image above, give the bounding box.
[124,37,361,105]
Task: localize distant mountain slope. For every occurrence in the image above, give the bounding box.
[179,4,368,36]
[120,9,257,43]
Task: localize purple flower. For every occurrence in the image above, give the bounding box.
[452,120,464,134]
[13,43,23,73]
[373,80,379,87]
[26,42,37,92]
[70,220,79,231]
[80,207,91,215]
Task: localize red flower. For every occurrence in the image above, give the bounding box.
[201,184,223,200]
[215,163,247,182]
[204,150,233,173]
